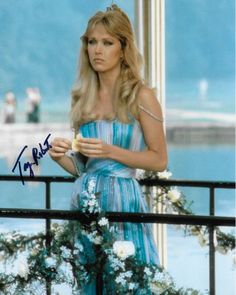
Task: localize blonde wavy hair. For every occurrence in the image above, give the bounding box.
[70,4,144,129]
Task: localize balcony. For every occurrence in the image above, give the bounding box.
[0,175,234,295]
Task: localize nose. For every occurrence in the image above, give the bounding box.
[95,42,102,54]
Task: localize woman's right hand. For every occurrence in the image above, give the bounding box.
[49,137,72,161]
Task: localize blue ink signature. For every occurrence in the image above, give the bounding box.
[12,134,52,185]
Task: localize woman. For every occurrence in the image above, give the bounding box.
[49,4,167,293]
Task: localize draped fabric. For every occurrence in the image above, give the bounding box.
[70,118,159,294]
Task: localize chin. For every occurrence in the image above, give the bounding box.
[92,65,106,72]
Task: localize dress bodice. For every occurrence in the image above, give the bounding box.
[78,119,146,178]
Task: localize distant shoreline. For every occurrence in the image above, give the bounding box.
[3,107,235,125]
[166,122,235,144]
[0,122,234,158]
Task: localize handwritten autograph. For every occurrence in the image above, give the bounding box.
[12,134,52,185]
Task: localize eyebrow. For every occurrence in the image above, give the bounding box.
[88,36,116,41]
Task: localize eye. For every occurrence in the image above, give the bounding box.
[103,40,113,46]
[88,39,96,45]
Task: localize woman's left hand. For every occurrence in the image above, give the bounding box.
[77,137,112,158]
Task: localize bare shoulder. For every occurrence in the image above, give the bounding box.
[137,85,155,100]
[137,86,163,118]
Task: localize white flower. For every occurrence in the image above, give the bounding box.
[128,282,136,290]
[113,241,135,260]
[157,170,172,179]
[109,255,125,271]
[123,271,133,278]
[17,258,29,280]
[75,241,84,252]
[87,231,102,245]
[93,235,103,245]
[57,261,73,281]
[153,271,160,282]
[60,246,71,259]
[45,257,57,268]
[88,199,96,207]
[171,209,179,215]
[198,234,207,247]
[115,274,126,286]
[88,179,96,193]
[167,188,181,202]
[153,270,172,285]
[98,217,109,227]
[157,188,163,195]
[213,231,218,247]
[31,248,40,256]
[144,267,152,276]
[5,233,13,243]
[190,226,200,236]
[215,246,227,255]
[135,169,145,180]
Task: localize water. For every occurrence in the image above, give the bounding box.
[166,78,235,114]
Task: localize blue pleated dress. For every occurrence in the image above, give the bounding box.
[70,118,159,294]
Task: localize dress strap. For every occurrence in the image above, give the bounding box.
[138,104,164,122]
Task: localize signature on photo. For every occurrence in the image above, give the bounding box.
[12,134,52,185]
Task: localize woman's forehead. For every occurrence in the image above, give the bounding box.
[88,23,117,39]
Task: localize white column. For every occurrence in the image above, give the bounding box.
[149,0,166,110]
[134,0,167,268]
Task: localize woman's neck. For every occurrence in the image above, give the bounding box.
[97,69,120,99]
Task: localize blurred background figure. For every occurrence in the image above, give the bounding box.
[25,87,41,123]
[2,91,17,123]
[198,78,209,101]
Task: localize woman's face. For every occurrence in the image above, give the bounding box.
[87,23,122,75]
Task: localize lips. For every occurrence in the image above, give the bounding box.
[93,58,104,62]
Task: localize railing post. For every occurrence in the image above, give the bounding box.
[45,181,51,295]
[209,186,215,295]
[96,273,103,295]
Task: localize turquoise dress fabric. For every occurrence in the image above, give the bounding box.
[70,118,159,294]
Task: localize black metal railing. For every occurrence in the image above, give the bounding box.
[0,175,235,295]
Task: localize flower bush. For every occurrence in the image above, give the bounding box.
[136,169,235,256]
[0,178,203,295]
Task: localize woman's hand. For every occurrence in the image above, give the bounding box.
[77,137,112,158]
[49,137,72,161]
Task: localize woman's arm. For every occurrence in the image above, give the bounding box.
[48,137,77,176]
[77,87,168,172]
